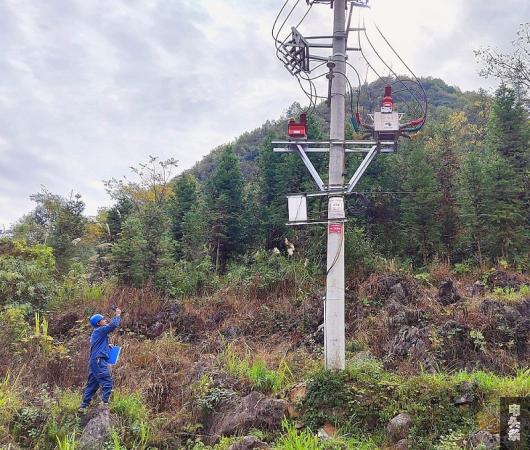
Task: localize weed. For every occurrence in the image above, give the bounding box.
[111,391,148,424]
[469,330,486,352]
[491,285,530,303]
[44,390,82,446]
[413,271,431,285]
[432,430,467,450]
[274,418,322,450]
[0,373,22,436]
[131,421,151,450]
[220,343,292,393]
[56,432,77,450]
[453,262,472,276]
[110,429,125,450]
[196,387,235,412]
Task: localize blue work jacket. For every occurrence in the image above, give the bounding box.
[89,316,121,360]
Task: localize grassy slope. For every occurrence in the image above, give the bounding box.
[0,259,528,449]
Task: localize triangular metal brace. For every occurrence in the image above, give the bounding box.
[294,144,325,191]
[346,144,378,193]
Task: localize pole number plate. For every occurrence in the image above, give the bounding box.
[328,223,343,234]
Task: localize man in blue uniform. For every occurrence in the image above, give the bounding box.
[80,308,121,409]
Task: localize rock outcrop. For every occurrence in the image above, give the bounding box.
[387,413,412,443]
[227,436,270,450]
[204,391,288,442]
[78,405,111,450]
[438,279,461,305]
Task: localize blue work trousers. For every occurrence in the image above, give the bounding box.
[81,357,113,407]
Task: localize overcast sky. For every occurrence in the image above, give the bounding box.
[1,0,528,228]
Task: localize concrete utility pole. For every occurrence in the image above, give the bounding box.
[325,0,347,370]
[273,0,407,371]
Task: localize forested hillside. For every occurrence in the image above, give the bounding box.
[0,71,529,449]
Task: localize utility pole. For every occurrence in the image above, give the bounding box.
[272,0,411,371]
[325,0,347,370]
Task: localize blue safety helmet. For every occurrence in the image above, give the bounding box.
[89,314,104,328]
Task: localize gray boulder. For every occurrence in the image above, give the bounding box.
[470,281,485,297]
[205,391,288,441]
[453,381,475,406]
[387,413,412,443]
[438,280,461,305]
[227,436,270,449]
[78,405,111,450]
[393,439,411,450]
[466,430,500,449]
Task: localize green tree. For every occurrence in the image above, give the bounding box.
[398,141,441,264]
[111,216,148,286]
[426,112,479,261]
[457,150,489,265]
[481,151,526,260]
[14,189,86,271]
[181,199,210,262]
[111,204,175,286]
[206,146,244,271]
[169,173,199,252]
[487,84,529,173]
[106,197,134,242]
[258,136,289,249]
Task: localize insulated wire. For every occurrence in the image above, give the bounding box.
[345,60,362,114]
[272,0,291,43]
[355,11,419,118]
[374,23,428,123]
[273,0,301,45]
[362,23,425,117]
[326,226,344,276]
[273,0,320,114]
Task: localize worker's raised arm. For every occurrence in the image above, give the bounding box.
[98,309,121,334]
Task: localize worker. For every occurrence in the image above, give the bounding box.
[80,307,121,410]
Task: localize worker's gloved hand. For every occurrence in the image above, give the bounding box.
[115,308,122,317]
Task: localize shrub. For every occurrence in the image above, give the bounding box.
[155,257,219,298]
[300,361,478,449]
[50,262,109,310]
[0,304,32,351]
[300,370,350,429]
[491,285,530,303]
[0,240,56,308]
[225,251,319,299]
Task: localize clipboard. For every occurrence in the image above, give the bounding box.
[108,346,121,365]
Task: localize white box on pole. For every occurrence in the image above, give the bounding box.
[287,194,307,222]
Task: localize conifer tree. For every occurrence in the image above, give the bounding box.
[259,136,290,249]
[458,150,489,265]
[111,216,148,286]
[169,173,199,257]
[487,84,529,173]
[206,146,244,271]
[181,199,210,262]
[398,141,441,264]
